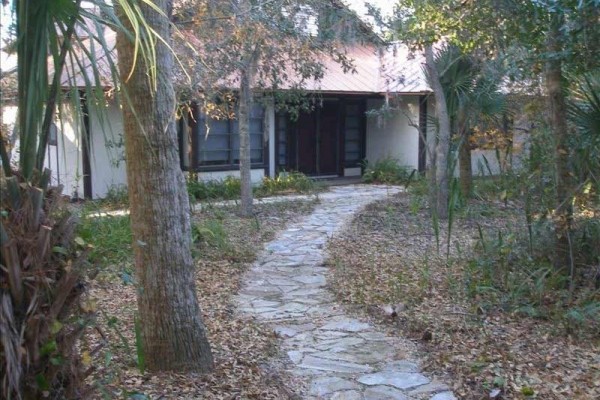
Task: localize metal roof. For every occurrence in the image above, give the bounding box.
[61,29,430,95]
[295,42,429,94]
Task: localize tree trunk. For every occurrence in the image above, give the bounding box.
[459,128,472,197]
[239,66,253,217]
[546,13,573,272]
[115,0,213,372]
[425,46,451,219]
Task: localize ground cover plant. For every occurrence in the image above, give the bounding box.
[361,158,417,186]
[187,172,320,202]
[326,186,599,399]
[77,199,317,398]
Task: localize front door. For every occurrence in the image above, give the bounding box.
[294,100,339,176]
[297,112,317,174]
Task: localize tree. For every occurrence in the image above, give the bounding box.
[115,0,214,371]
[393,0,600,268]
[491,0,600,270]
[173,0,358,216]
[1,1,159,397]
[434,45,507,197]
[390,0,490,219]
[423,45,451,219]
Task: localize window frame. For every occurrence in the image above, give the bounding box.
[178,102,266,172]
[342,99,366,168]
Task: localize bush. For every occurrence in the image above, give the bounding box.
[187,176,242,201]
[466,219,600,336]
[96,184,129,210]
[362,158,416,185]
[1,174,95,398]
[255,171,316,197]
[187,172,317,202]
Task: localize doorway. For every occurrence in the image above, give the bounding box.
[294,100,340,176]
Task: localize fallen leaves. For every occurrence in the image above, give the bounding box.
[326,193,599,400]
[84,200,316,399]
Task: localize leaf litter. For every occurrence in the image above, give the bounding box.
[326,192,599,400]
[84,200,316,399]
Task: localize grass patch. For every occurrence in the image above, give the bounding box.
[77,207,133,278]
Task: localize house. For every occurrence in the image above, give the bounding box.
[55,44,431,199]
[1,1,522,200]
[176,42,431,184]
[23,2,434,199]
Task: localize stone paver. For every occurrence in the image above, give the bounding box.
[235,185,454,399]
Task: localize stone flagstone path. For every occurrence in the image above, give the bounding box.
[236,185,455,400]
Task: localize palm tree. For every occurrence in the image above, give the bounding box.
[1,1,208,397]
[568,70,600,193]
[1,2,117,397]
[434,45,508,196]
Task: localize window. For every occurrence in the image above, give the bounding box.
[178,103,265,170]
[344,103,363,166]
[276,113,287,168]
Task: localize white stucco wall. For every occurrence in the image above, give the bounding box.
[365,97,420,171]
[471,150,502,176]
[344,167,362,177]
[1,104,83,196]
[58,99,267,199]
[48,105,84,198]
[88,100,128,198]
[2,105,19,167]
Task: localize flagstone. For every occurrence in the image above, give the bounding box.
[235,185,454,399]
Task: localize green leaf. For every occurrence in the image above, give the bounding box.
[50,320,63,335]
[104,351,113,367]
[50,356,63,366]
[493,376,505,387]
[35,373,50,391]
[521,387,535,396]
[52,246,68,255]
[74,236,86,246]
[134,315,145,374]
[41,340,57,356]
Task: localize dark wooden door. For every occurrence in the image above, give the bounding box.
[296,112,317,174]
[294,101,340,176]
[318,101,339,175]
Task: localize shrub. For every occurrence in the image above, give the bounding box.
[1,174,95,399]
[187,176,242,201]
[255,171,315,197]
[466,220,600,336]
[362,158,416,185]
[96,184,129,210]
[187,172,317,201]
